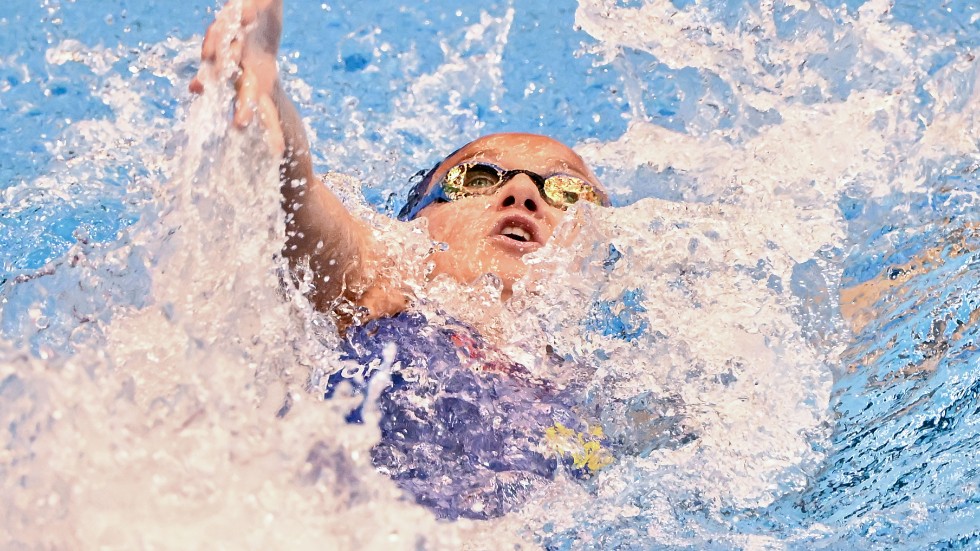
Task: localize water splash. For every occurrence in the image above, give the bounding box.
[1,25,466,549]
[2,0,980,548]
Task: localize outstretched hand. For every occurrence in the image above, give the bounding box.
[190,0,286,155]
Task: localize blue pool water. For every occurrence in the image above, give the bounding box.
[2,0,979,548]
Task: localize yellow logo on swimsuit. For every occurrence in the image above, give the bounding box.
[544,423,614,475]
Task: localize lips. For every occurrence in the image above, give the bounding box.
[489,215,544,254]
[501,225,532,242]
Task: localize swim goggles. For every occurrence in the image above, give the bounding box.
[399,161,609,220]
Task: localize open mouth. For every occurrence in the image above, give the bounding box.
[489,215,543,253]
[501,225,532,242]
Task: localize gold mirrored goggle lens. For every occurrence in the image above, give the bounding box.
[543,176,605,208]
[442,164,469,197]
[443,163,508,198]
[442,162,606,208]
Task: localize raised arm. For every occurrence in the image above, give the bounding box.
[191,0,406,322]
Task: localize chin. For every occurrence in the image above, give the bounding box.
[427,237,533,297]
[482,252,527,291]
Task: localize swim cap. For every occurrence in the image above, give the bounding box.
[398,145,466,221]
[397,164,440,221]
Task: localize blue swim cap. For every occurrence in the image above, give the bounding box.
[397,164,441,221]
[398,145,467,221]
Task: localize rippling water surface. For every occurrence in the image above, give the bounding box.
[1,0,978,548]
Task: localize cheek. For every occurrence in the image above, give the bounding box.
[419,207,488,281]
[421,204,485,243]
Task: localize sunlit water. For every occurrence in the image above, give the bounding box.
[1,0,978,548]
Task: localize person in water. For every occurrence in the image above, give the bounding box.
[192,0,615,519]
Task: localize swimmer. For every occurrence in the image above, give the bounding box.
[190,0,611,322]
[191,0,618,519]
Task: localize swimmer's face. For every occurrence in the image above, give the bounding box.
[417,133,604,297]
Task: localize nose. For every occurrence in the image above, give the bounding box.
[496,174,540,213]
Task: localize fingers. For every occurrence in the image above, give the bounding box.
[193,0,284,155]
[201,23,218,62]
[193,7,246,94]
[229,36,243,68]
[195,63,281,155]
[233,67,284,155]
[234,66,259,128]
[258,94,286,155]
[244,0,280,24]
[241,1,258,26]
[190,21,220,94]
[193,13,230,94]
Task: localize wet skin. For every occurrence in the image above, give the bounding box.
[417,133,604,299]
[192,0,608,318]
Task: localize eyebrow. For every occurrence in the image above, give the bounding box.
[456,152,594,182]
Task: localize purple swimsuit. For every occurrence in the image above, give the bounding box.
[324,312,598,519]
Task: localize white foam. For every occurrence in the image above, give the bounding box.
[3,0,978,547]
